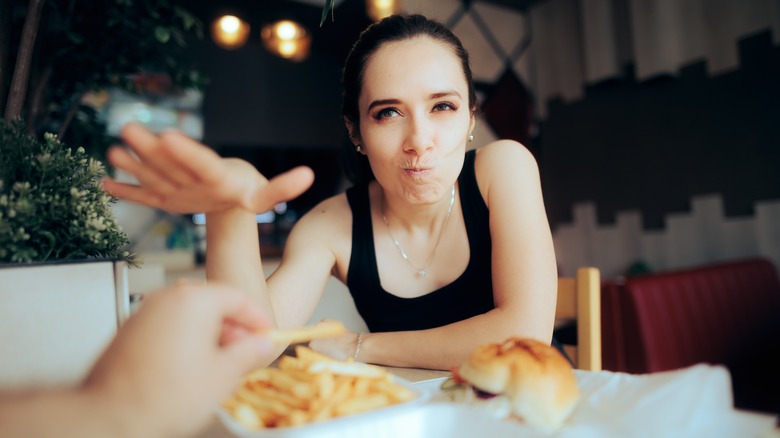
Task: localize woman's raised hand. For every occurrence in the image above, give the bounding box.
[102,123,314,214]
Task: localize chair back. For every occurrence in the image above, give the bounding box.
[556,267,602,371]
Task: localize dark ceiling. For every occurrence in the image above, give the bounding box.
[186,0,548,62]
[478,0,548,11]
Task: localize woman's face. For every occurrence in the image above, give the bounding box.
[355,37,475,205]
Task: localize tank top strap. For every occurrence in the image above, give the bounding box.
[346,184,380,291]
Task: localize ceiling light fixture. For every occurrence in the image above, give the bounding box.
[211,15,251,49]
[261,20,311,62]
[366,0,402,22]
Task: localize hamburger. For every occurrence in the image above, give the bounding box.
[441,337,580,431]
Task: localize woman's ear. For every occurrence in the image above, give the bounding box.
[344,117,360,146]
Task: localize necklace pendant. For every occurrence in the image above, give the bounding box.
[383,184,455,281]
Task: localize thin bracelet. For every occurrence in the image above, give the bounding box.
[353,333,364,361]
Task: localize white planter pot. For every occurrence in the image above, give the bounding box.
[0,259,129,391]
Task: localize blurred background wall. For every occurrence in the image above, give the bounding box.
[119,0,779,280]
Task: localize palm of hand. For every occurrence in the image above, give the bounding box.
[140,157,270,214]
[103,124,313,214]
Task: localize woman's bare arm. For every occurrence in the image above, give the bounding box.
[103,123,318,329]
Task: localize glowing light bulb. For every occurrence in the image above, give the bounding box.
[261,20,310,61]
[211,15,250,49]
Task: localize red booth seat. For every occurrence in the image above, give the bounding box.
[601,257,780,413]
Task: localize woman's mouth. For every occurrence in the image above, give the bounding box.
[404,168,432,178]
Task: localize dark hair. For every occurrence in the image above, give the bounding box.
[340,14,477,184]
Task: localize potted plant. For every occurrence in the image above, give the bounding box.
[0,121,136,264]
[0,0,204,390]
[0,119,139,390]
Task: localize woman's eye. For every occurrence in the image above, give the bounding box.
[374,108,400,119]
[433,102,457,112]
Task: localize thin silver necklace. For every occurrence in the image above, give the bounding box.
[381,184,455,278]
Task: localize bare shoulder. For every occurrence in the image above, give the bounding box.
[291,192,352,240]
[475,140,537,172]
[281,191,353,281]
[474,140,540,197]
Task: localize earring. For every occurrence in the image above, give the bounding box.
[468,134,474,142]
[355,145,363,153]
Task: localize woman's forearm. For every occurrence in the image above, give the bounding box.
[359,307,551,370]
[205,209,290,365]
[205,207,275,323]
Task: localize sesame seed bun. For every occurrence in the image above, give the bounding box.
[456,338,580,431]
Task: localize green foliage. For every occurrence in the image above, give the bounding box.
[3,0,207,145]
[320,0,336,27]
[37,0,207,93]
[0,120,137,265]
[58,106,118,174]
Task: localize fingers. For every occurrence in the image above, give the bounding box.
[106,146,178,194]
[220,321,251,345]
[218,334,274,379]
[119,124,205,188]
[207,285,275,375]
[154,131,227,185]
[102,178,164,207]
[110,123,314,216]
[249,166,315,212]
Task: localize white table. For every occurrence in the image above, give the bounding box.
[195,363,778,438]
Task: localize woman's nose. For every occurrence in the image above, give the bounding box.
[404,115,434,154]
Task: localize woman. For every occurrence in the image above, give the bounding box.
[104,14,557,370]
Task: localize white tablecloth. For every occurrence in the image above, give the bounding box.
[414,364,778,438]
[198,364,779,438]
[563,364,776,437]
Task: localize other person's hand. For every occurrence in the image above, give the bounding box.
[103,123,314,214]
[83,283,274,438]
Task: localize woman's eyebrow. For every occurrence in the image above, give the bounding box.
[367,98,401,112]
[366,90,462,112]
[430,90,461,100]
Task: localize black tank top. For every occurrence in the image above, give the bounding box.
[346,150,494,332]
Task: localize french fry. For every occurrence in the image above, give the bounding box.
[295,344,337,363]
[265,320,346,345]
[277,355,305,372]
[353,375,371,397]
[235,387,291,416]
[243,383,309,410]
[307,360,386,378]
[314,371,336,399]
[223,345,417,430]
[231,403,263,430]
[265,369,316,399]
[334,393,391,416]
[243,368,273,383]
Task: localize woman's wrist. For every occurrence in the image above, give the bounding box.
[205,207,264,281]
[353,333,364,361]
[205,206,256,227]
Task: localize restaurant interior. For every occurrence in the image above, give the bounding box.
[1,0,779,435]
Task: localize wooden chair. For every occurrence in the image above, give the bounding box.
[556,267,602,371]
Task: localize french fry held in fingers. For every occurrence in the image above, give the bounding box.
[263,320,346,345]
[222,345,416,430]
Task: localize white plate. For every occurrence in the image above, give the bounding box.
[217,377,431,437]
[218,401,534,438]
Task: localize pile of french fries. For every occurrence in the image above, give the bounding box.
[223,346,416,429]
